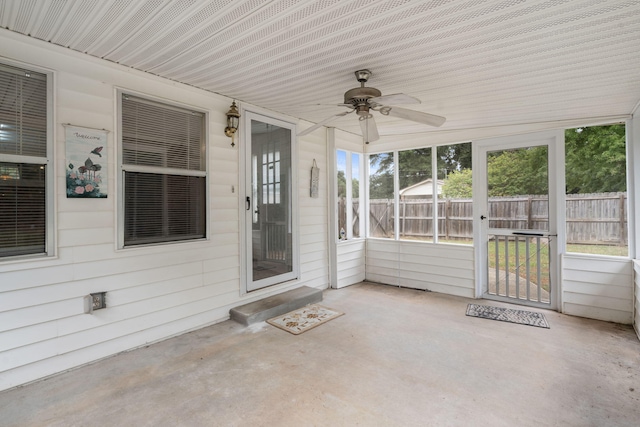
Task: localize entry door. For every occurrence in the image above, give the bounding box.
[244,112,297,292]
[475,131,563,309]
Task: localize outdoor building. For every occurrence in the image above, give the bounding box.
[399,179,444,199]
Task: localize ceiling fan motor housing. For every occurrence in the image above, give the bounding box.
[344,86,382,116]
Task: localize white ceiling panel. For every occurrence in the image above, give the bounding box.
[1,0,639,140]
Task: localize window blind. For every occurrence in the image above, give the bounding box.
[0,64,47,157]
[121,94,206,246]
[0,64,48,258]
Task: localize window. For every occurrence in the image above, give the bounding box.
[337,150,347,239]
[337,150,363,241]
[398,148,433,242]
[262,143,281,205]
[565,124,627,256]
[368,142,472,244]
[368,152,395,238]
[0,63,50,258]
[438,142,472,244]
[120,94,206,246]
[351,152,361,238]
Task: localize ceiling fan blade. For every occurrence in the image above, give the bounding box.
[360,115,380,143]
[298,110,352,136]
[385,106,446,127]
[370,93,420,105]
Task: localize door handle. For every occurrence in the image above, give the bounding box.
[480,215,487,220]
[246,197,251,211]
[512,232,545,237]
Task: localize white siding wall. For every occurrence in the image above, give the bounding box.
[562,255,633,324]
[0,31,328,391]
[298,130,331,289]
[366,239,475,298]
[336,240,366,288]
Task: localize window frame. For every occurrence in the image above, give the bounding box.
[116,89,209,249]
[366,141,472,245]
[563,122,629,258]
[336,148,364,242]
[0,59,54,261]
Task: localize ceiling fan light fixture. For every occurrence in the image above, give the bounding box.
[356,105,371,116]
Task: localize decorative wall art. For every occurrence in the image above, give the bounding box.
[64,125,109,198]
[310,159,319,198]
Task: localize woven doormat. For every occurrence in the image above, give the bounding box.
[267,304,344,335]
[466,304,550,328]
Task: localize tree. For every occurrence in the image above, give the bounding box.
[565,124,626,193]
[337,170,346,198]
[437,143,472,179]
[337,170,360,198]
[369,152,395,199]
[486,146,548,196]
[442,168,473,198]
[369,171,394,199]
[369,143,472,194]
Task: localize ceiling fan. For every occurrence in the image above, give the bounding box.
[298,69,446,143]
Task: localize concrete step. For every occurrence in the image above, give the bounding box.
[230,286,323,326]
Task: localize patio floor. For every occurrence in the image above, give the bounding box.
[1,282,639,426]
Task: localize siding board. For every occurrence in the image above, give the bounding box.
[0,265,75,292]
[367,239,475,295]
[562,255,633,324]
[336,240,366,288]
[566,292,633,312]
[0,299,80,333]
[563,303,631,324]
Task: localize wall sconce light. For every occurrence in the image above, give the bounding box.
[225,101,240,147]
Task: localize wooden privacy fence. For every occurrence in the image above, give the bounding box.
[366,192,627,245]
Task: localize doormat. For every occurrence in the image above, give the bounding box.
[267,304,344,335]
[466,304,550,328]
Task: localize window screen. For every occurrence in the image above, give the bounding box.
[0,64,48,258]
[121,94,206,246]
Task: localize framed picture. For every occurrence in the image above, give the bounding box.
[64,125,108,198]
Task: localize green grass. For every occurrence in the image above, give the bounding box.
[488,240,551,290]
[565,244,628,257]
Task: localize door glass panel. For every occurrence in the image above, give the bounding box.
[487,146,549,229]
[250,119,293,286]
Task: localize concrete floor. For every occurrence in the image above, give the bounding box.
[1,282,639,426]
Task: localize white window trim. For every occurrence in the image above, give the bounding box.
[0,59,55,262]
[115,88,209,250]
